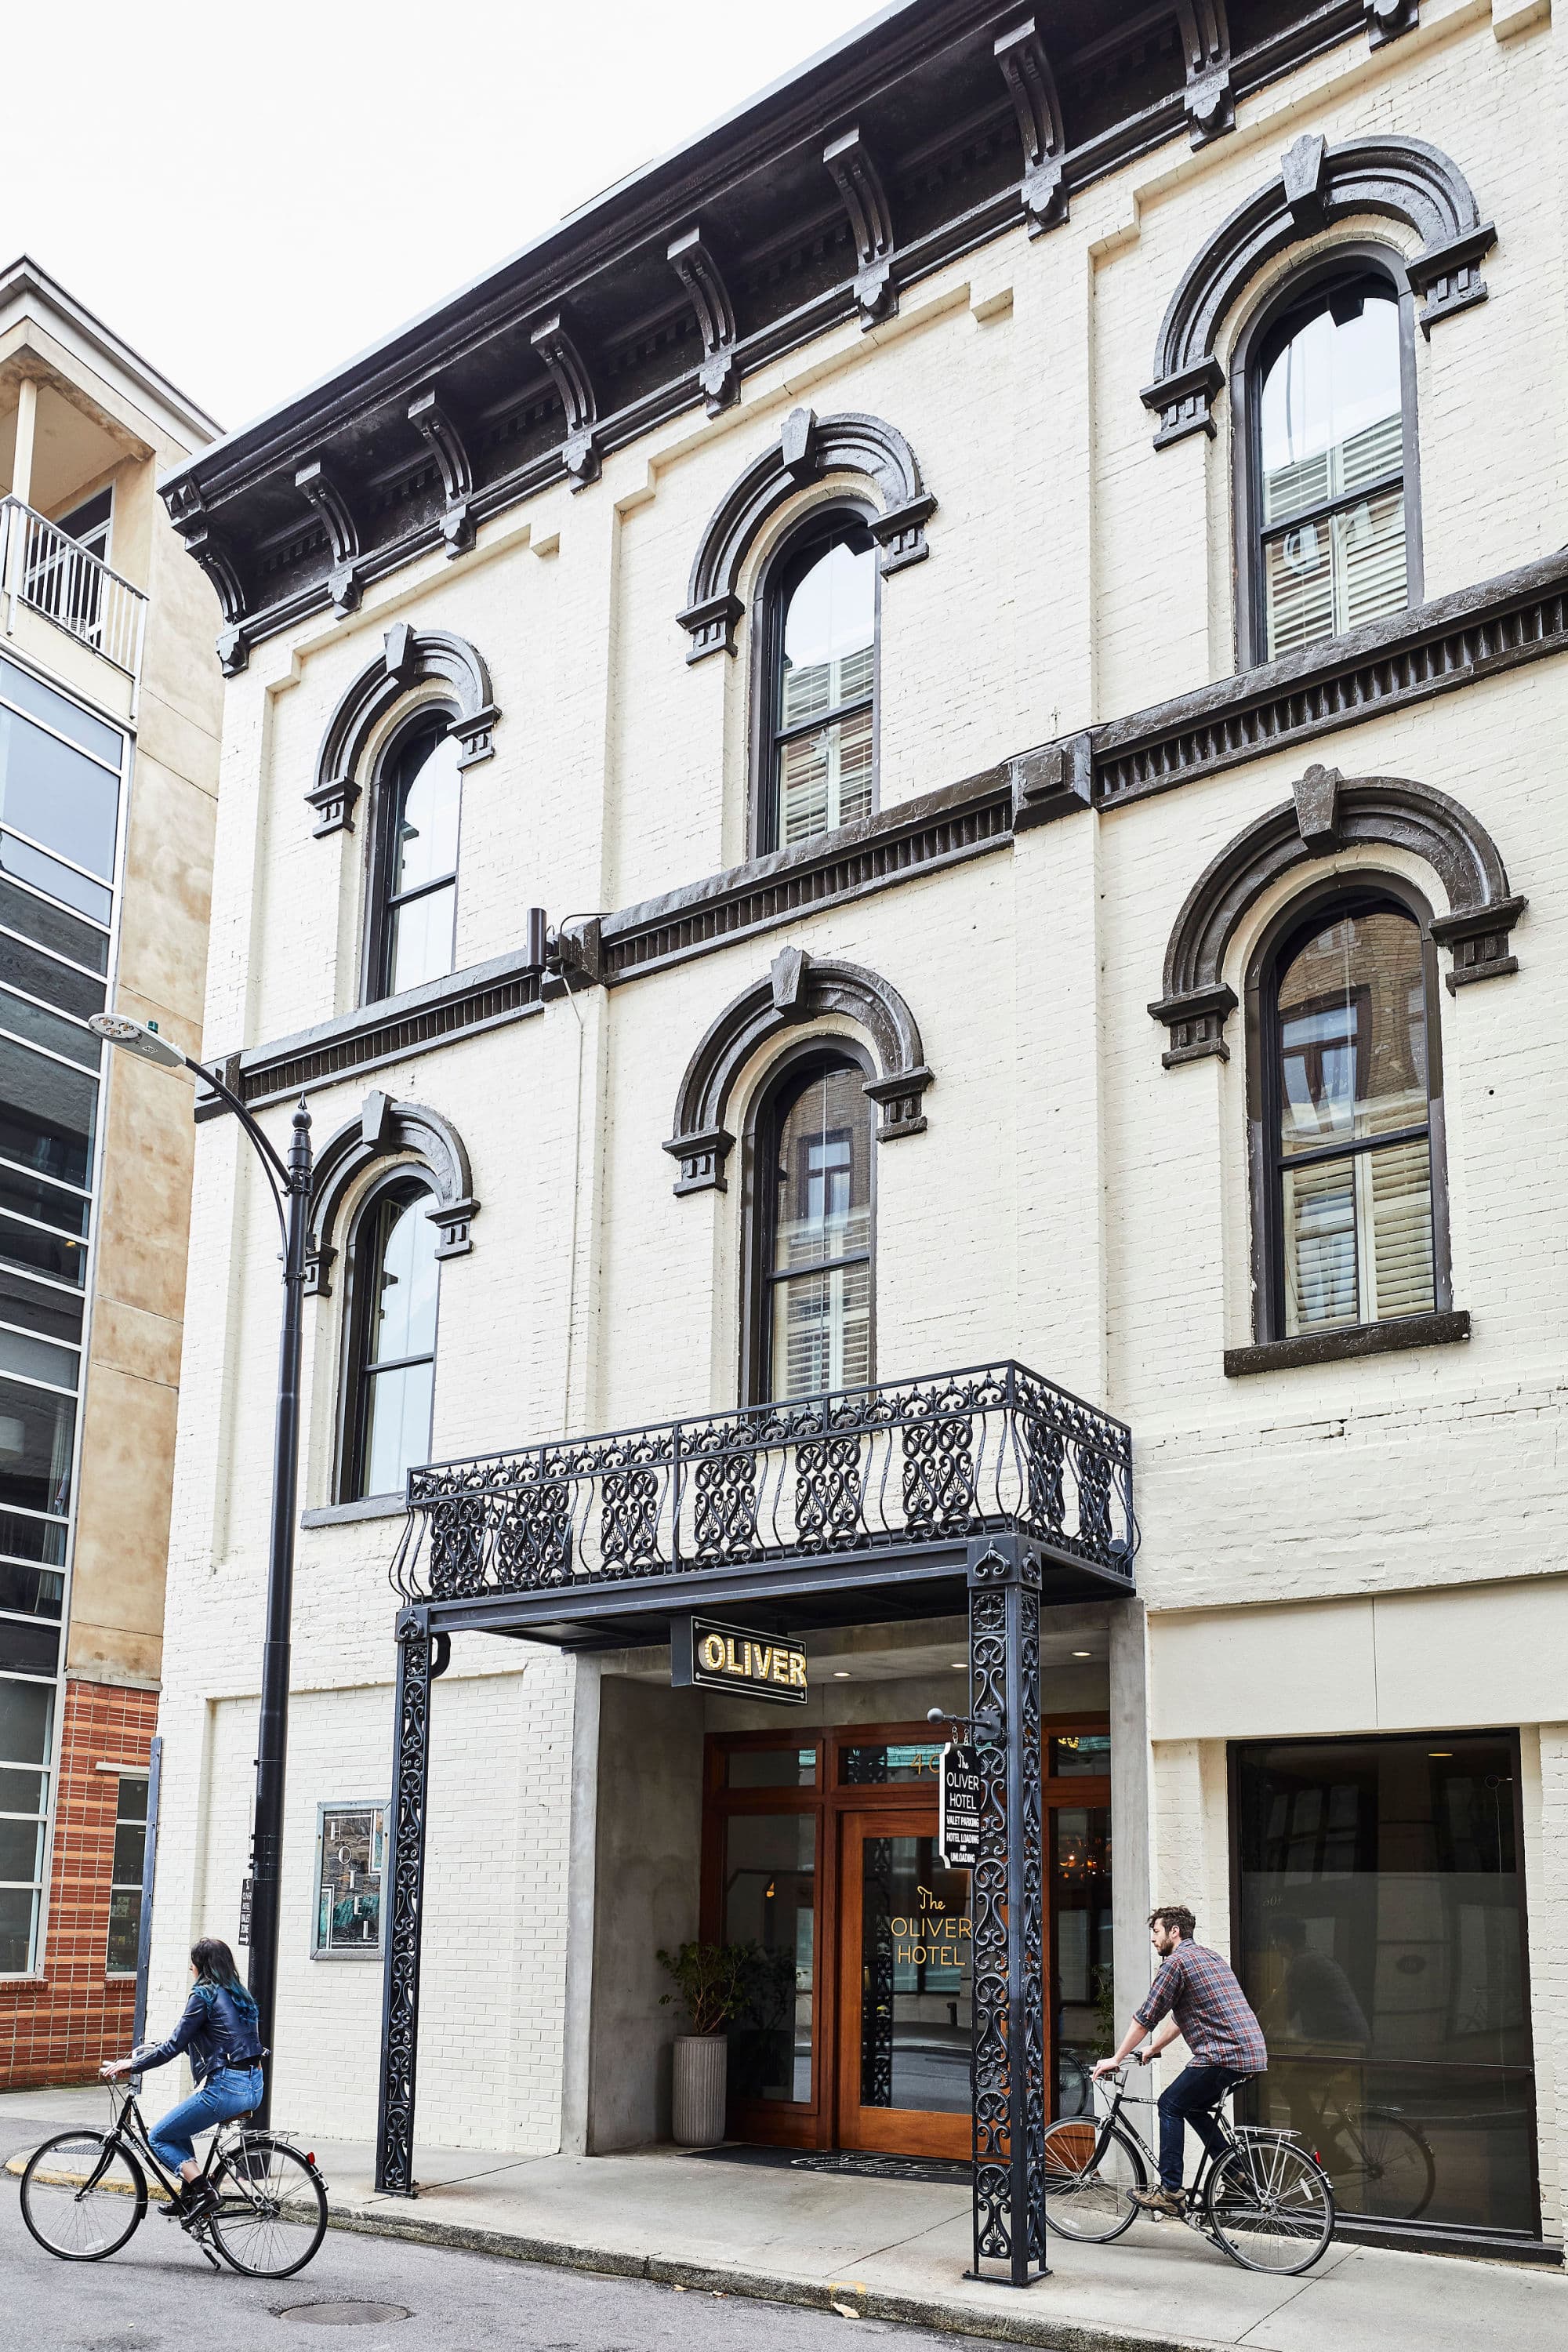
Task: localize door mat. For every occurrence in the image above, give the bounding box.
[684,2143,970,2187]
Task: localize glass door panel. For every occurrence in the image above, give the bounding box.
[723,1812,815,2106]
[1049,1804,1112,2117]
[838,1816,971,2154]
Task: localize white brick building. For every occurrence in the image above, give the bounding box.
[146,0,1566,2269]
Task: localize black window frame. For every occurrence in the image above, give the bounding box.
[750,503,880,860]
[1230,245,1423,673]
[740,1038,876,1408]
[335,1169,441,1504]
[361,705,463,1008]
[1245,874,1450,1345]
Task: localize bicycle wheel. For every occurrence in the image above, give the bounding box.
[207,2133,327,2278]
[1041,2117,1145,2241]
[1206,2135,1335,2274]
[1341,2107,1436,2222]
[19,2131,147,2260]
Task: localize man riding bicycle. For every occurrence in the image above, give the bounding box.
[1094,1904,1267,2216]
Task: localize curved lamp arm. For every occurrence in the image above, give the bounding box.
[88,1014,295,1247]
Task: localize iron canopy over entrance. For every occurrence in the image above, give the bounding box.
[375,1359,1135,2290]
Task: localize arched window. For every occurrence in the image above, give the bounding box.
[339,1174,441,1500]
[365,713,463,1002]
[759,512,877,855]
[1262,891,1445,1340]
[1238,261,1419,668]
[746,1047,874,1404]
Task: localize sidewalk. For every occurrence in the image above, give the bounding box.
[2,2085,1562,2352]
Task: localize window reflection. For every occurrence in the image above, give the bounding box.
[350,1180,439,1499]
[771,521,876,849]
[1236,1733,1536,2234]
[724,1812,815,2104]
[1274,903,1434,1334]
[1256,280,1408,659]
[764,1056,873,1401]
[378,723,461,998]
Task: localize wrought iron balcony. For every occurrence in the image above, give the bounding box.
[391,1359,1134,1608]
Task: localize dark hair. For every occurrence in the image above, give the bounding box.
[1148,1905,1196,1940]
[191,1937,245,1989]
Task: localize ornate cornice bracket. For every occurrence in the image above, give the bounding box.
[824,128,897,327]
[1366,0,1419,46]
[162,477,252,666]
[666,949,931,1192]
[408,389,477,558]
[1144,131,1495,445]
[530,311,601,490]
[296,459,363,615]
[993,20,1069,237]
[668,225,740,416]
[1178,2,1234,148]
[1011,731,1093,831]
[677,408,934,661]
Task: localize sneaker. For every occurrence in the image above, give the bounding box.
[1130,2185,1187,2217]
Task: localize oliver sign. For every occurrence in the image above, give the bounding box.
[938,1743,984,1870]
[670,1616,808,1705]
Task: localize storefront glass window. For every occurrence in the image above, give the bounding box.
[106,1775,147,1974]
[1051,1806,1112,2116]
[723,1812,815,2103]
[725,1747,816,1789]
[1234,1733,1536,2235]
[858,1836,971,2114]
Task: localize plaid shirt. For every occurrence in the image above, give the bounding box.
[1134,1940,1267,2073]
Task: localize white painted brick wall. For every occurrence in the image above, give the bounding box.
[154,2,1568,2181]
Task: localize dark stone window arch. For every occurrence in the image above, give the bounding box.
[753,501,880,855]
[306,1091,479,1298]
[665,946,931,1196]
[1149,765,1525,1067]
[1247,873,1451,1347]
[676,405,935,663]
[741,1037,876,1406]
[1141,131,1495,450]
[306,622,499,839]
[336,1167,442,1504]
[1230,245,1422,670]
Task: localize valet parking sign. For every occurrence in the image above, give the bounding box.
[938,1741,984,1870]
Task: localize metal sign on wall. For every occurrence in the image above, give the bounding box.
[939,1743,984,1870]
[670,1616,808,1705]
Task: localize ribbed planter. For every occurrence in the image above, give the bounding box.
[671,2032,728,2147]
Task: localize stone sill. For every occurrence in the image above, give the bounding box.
[300,1493,407,1529]
[1224,1309,1470,1377]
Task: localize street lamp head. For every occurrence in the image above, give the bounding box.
[88,1012,185,1070]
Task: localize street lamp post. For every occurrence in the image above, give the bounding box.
[91,1012,310,2132]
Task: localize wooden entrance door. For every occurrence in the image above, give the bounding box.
[836,1809,972,2156]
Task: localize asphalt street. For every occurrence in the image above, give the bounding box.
[3,2176,1020,2352]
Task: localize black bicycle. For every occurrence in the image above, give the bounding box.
[18,2078,328,2278]
[1040,2063,1336,2274]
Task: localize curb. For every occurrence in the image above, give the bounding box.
[323,2199,1236,2352]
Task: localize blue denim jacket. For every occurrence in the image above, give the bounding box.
[136,1980,267,2083]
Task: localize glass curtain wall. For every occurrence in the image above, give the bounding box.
[1234,1733,1537,2237]
[0,655,124,1976]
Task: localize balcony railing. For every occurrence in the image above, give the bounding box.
[2,497,147,691]
[392,1360,1135,1604]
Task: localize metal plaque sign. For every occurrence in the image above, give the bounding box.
[238,1874,252,1947]
[670,1616,808,1705]
[938,1743,984,1870]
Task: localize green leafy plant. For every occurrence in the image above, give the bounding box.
[656,1940,757,2037]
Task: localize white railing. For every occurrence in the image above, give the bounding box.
[1,496,147,695]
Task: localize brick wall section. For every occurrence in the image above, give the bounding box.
[0,1679,156,2089]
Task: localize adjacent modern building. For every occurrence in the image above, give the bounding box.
[148,0,1565,2270]
[0,260,221,2082]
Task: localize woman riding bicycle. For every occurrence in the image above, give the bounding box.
[101,1937,267,2220]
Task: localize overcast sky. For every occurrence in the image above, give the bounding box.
[9,0,887,439]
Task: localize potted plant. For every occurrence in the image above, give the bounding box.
[656,1940,756,2147]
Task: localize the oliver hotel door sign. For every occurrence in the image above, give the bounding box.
[671,1616,808,1704]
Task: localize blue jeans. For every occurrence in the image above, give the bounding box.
[149,2064,263,2172]
[1157,2063,1243,2190]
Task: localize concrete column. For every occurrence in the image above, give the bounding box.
[557,1653,603,2156]
[1109,1596,1152,2018]
[10,376,38,509]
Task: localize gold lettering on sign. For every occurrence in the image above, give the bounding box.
[789,1653,807,1687]
[699,1633,725,1672]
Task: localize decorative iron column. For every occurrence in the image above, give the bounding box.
[376,1609,436,2195]
[967,1535,1047,2288]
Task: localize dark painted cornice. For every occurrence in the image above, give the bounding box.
[206,537,1566,1112]
[160,0,1382,668]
